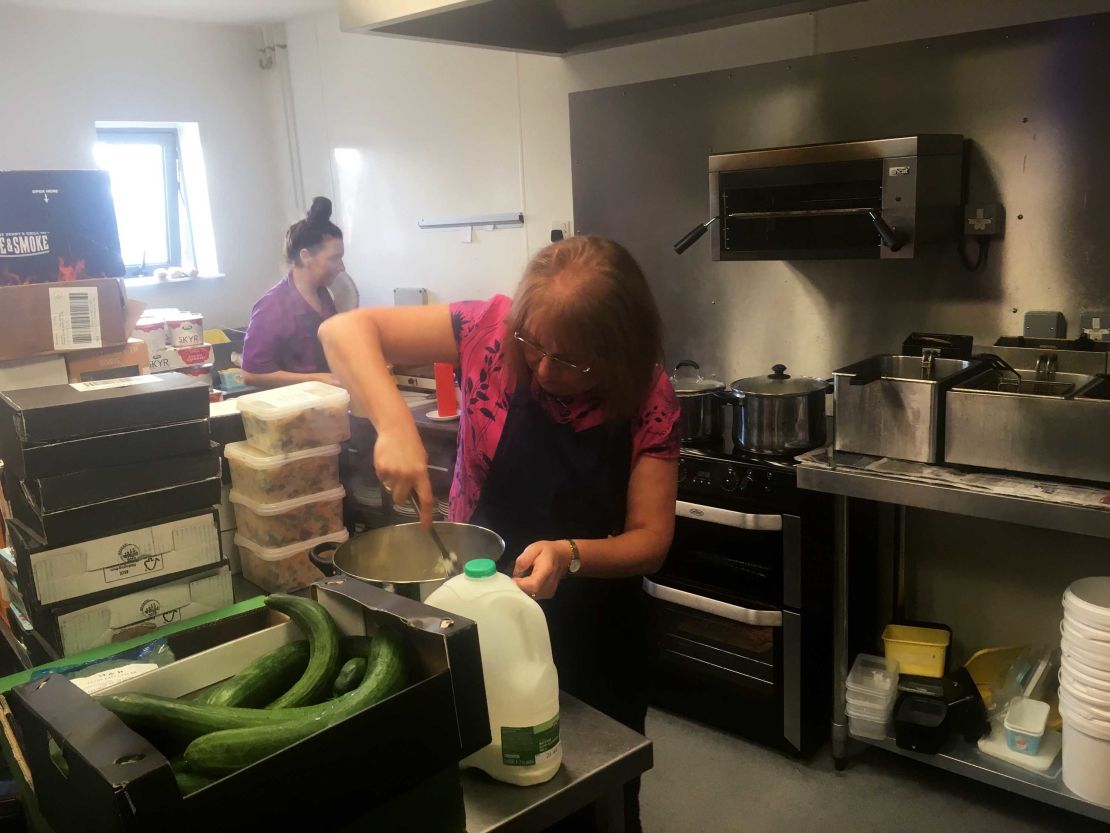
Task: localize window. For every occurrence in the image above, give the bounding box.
[93,122,219,279]
[94,128,181,274]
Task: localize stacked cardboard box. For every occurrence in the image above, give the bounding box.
[0,372,232,657]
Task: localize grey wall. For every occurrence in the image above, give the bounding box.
[570,13,1110,385]
[570,13,1110,658]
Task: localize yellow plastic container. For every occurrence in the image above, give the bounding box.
[882,624,950,677]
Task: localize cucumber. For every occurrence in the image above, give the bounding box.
[171,763,214,796]
[263,595,341,709]
[183,628,406,775]
[332,657,366,696]
[340,635,372,663]
[197,640,309,707]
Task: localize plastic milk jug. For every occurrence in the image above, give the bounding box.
[425,558,562,785]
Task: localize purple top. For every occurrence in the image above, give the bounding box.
[241,274,337,375]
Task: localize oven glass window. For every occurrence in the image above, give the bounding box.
[662,515,783,606]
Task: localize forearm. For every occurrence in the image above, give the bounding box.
[241,370,337,389]
[573,527,671,578]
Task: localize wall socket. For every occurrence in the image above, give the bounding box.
[1080,310,1110,341]
[551,221,571,242]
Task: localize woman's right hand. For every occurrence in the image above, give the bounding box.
[374,426,435,526]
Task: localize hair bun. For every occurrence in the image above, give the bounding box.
[306,196,333,226]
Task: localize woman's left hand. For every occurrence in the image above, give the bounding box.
[512,540,572,600]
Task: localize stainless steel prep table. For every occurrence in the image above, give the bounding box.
[797,452,1110,824]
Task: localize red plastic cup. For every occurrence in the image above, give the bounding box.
[434,362,457,417]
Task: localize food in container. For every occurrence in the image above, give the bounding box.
[234,529,348,593]
[133,316,167,353]
[178,364,213,382]
[230,486,345,548]
[224,441,341,503]
[1004,696,1050,755]
[236,382,351,455]
[166,312,204,347]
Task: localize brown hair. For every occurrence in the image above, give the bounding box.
[505,235,664,422]
[284,196,343,265]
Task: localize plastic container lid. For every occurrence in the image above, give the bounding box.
[847,653,899,696]
[1064,578,1110,627]
[1005,697,1050,736]
[465,558,497,578]
[224,440,341,469]
[236,381,350,421]
[229,485,345,516]
[234,528,349,561]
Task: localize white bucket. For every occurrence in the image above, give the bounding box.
[1060,670,1110,714]
[1061,633,1110,673]
[1063,578,1110,629]
[1060,691,1110,808]
[1062,649,1110,686]
[1063,613,1110,644]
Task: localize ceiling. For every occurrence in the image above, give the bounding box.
[0,0,334,25]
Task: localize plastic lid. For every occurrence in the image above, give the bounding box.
[236,381,350,420]
[224,440,341,469]
[229,485,345,515]
[1004,697,1050,735]
[464,558,497,578]
[847,653,899,694]
[234,528,349,561]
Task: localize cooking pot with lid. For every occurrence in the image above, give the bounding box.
[729,364,829,455]
[310,521,505,601]
[671,360,728,444]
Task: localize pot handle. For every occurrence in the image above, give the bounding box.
[674,359,700,373]
[718,387,743,403]
[309,542,341,577]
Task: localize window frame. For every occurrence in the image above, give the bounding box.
[95,127,182,276]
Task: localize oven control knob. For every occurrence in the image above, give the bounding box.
[677,459,687,484]
[739,472,756,492]
[721,467,738,491]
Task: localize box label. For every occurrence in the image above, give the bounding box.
[70,375,164,392]
[501,713,560,767]
[71,663,160,694]
[104,554,164,583]
[50,286,102,350]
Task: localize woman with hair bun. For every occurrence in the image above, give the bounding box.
[241,197,346,388]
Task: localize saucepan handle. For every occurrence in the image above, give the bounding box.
[309,542,341,577]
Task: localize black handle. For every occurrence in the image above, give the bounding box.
[309,542,341,577]
[973,352,1022,385]
[769,364,790,380]
[867,209,905,252]
[674,217,718,254]
[674,360,700,372]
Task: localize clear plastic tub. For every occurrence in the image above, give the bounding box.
[882,623,950,677]
[846,703,891,740]
[224,441,341,503]
[846,653,899,708]
[230,486,345,548]
[234,529,347,594]
[237,382,351,455]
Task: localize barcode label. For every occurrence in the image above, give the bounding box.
[49,286,103,350]
[70,375,164,392]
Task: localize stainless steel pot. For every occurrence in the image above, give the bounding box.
[672,360,728,444]
[310,522,505,601]
[729,364,829,455]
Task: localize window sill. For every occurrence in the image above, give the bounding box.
[124,274,225,288]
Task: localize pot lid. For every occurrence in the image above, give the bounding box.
[671,360,725,395]
[730,364,827,396]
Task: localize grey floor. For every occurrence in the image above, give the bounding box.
[640,708,1107,833]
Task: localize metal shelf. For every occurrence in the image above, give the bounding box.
[797,463,1110,540]
[853,734,1110,824]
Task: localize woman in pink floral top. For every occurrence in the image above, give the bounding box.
[322,236,678,832]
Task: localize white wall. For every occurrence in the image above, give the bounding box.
[283,0,1110,307]
[0,5,290,327]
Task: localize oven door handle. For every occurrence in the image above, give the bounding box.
[675,500,782,532]
[643,578,783,627]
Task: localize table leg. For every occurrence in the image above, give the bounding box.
[832,494,850,770]
[591,788,625,833]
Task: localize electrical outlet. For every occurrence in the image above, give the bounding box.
[964,204,1005,237]
[550,221,571,243]
[1081,310,1110,342]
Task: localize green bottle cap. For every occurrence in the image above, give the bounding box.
[464,558,497,578]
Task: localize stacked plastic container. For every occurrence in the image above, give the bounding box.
[846,653,900,740]
[227,382,351,593]
[1058,577,1110,807]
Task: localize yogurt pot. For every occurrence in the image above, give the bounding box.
[133,316,167,353]
[166,313,204,347]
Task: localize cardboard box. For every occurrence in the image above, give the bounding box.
[0,170,125,285]
[0,355,69,392]
[149,343,212,373]
[32,566,233,656]
[0,418,211,483]
[8,473,222,548]
[220,529,240,575]
[65,339,150,383]
[0,278,129,362]
[7,580,488,833]
[0,371,210,447]
[9,510,221,607]
[21,445,219,514]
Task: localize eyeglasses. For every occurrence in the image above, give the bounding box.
[513,331,592,374]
